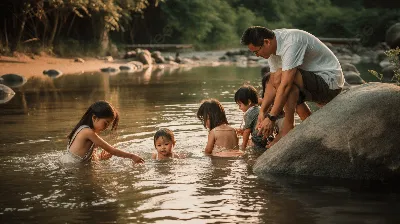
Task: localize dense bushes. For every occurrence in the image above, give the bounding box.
[0,0,398,55]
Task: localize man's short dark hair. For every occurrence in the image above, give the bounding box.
[240,26,275,46]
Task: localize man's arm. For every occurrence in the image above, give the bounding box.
[258,68,297,137]
[257,72,278,127]
[269,68,297,116]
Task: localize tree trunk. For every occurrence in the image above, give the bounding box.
[4,19,9,49]
[13,15,26,51]
[99,28,109,55]
[42,13,49,46]
[98,16,109,55]
[66,14,76,38]
[48,11,59,46]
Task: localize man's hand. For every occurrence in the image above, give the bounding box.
[258,118,275,138]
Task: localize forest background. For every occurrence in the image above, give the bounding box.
[0,0,399,57]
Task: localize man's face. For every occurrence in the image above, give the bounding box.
[248,39,274,59]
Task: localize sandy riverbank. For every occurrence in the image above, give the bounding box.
[0,53,144,78]
[0,50,237,79]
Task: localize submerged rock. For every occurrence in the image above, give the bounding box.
[43,69,63,78]
[119,65,136,71]
[100,67,119,73]
[0,84,16,104]
[253,83,400,180]
[0,74,27,88]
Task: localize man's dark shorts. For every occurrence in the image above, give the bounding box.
[297,69,342,105]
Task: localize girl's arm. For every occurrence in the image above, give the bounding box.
[204,130,216,155]
[83,129,144,163]
[151,153,157,159]
[241,128,251,150]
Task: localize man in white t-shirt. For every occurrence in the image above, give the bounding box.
[240,26,344,146]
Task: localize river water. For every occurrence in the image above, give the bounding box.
[1,64,399,223]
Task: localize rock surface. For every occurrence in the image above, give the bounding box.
[253,83,400,180]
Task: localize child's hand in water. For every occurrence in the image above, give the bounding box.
[100,150,112,160]
[131,154,145,164]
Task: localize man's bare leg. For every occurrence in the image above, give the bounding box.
[267,70,304,148]
[291,69,312,121]
[296,103,311,121]
[267,82,299,148]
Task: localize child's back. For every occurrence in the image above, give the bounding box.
[197,99,242,157]
[210,124,239,156]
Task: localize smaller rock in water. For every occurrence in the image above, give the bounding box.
[43,69,63,78]
[100,67,119,73]
[119,65,136,71]
[0,84,16,104]
[0,74,27,88]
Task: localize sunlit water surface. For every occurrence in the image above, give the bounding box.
[1,64,399,223]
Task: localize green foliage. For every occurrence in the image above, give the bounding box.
[159,0,241,49]
[0,0,398,55]
[368,47,400,85]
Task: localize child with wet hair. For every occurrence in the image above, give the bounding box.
[197,99,242,157]
[235,85,269,150]
[60,100,144,164]
[152,128,180,160]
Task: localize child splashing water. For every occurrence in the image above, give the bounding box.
[197,99,243,157]
[60,100,144,164]
[152,128,180,160]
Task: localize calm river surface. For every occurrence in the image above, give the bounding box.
[1,64,399,223]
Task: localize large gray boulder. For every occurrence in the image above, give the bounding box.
[253,83,400,180]
[385,23,400,49]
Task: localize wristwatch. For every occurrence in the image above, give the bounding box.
[267,113,278,122]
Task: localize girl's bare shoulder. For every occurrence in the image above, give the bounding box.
[75,127,96,140]
[216,124,236,131]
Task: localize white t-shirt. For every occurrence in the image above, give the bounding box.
[268,29,344,89]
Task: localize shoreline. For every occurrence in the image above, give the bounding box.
[0,50,240,79]
[0,54,154,78]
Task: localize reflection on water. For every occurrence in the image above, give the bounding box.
[1,64,400,223]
